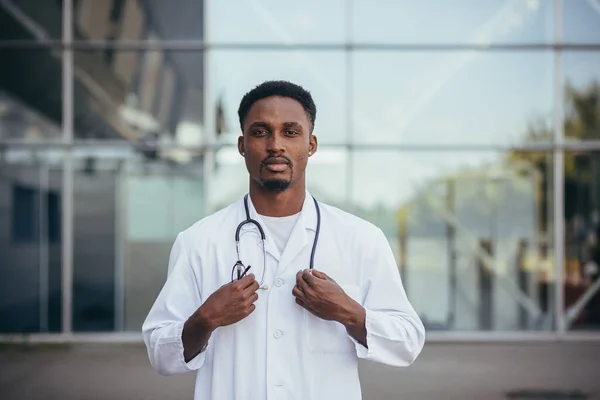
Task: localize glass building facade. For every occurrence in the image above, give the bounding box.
[0,0,599,338]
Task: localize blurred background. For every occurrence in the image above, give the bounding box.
[0,0,599,399]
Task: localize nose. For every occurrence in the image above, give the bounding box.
[266,132,284,153]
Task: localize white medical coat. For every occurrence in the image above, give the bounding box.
[142,190,426,400]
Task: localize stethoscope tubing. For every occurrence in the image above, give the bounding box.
[233,194,321,287]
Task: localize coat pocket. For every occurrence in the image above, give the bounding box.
[305,284,361,354]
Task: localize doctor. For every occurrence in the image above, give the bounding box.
[142,80,425,400]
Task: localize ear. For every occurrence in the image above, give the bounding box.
[308,134,318,156]
[238,135,244,156]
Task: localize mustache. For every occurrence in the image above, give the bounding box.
[261,155,292,165]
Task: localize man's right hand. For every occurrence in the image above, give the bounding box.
[197,273,260,328]
[182,274,259,362]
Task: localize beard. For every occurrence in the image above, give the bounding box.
[260,177,291,192]
[257,160,294,192]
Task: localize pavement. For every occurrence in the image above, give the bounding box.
[0,341,599,400]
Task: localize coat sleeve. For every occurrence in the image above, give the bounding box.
[142,232,207,376]
[350,227,426,367]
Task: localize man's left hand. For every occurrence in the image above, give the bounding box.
[292,269,361,324]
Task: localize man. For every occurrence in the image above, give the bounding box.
[142,80,425,400]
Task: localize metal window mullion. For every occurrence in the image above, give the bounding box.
[345,0,353,210]
[39,164,49,332]
[114,167,125,332]
[202,0,214,216]
[61,0,74,335]
[553,0,566,338]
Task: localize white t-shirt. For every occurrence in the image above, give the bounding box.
[259,212,301,255]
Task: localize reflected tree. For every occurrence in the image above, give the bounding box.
[509,81,600,327]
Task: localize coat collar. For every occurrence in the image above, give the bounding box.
[236,190,319,271]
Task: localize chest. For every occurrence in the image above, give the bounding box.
[190,225,363,301]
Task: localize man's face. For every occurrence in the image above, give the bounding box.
[239,95,317,192]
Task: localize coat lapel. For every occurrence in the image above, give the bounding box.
[277,191,318,274]
[239,191,319,275]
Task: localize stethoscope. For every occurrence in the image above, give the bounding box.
[231,194,321,290]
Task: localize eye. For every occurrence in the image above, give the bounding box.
[252,129,267,136]
[286,130,299,136]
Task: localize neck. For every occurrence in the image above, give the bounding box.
[249,179,306,217]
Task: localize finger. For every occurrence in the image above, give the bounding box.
[292,285,305,299]
[245,291,259,305]
[243,280,260,296]
[301,269,316,286]
[296,275,312,294]
[244,303,256,316]
[239,273,256,288]
[295,297,306,308]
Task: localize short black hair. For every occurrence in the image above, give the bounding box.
[237,80,317,132]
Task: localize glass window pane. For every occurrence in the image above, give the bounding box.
[73,0,204,41]
[564,152,600,331]
[0,0,62,40]
[122,160,204,332]
[209,50,347,145]
[208,0,346,44]
[71,150,205,332]
[73,50,204,143]
[73,161,119,332]
[349,150,555,332]
[352,0,554,45]
[564,0,600,44]
[0,49,62,141]
[563,52,600,142]
[0,152,63,333]
[352,51,554,146]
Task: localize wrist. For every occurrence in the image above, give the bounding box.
[194,306,219,332]
[338,298,366,329]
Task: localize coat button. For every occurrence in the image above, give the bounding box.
[273,330,283,339]
[275,278,284,287]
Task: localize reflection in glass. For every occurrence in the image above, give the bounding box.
[349,150,555,331]
[208,0,345,44]
[71,153,204,332]
[0,49,62,141]
[74,0,204,42]
[73,50,204,146]
[0,154,63,333]
[563,52,600,142]
[352,51,554,145]
[563,0,600,44]
[209,51,347,145]
[73,163,118,331]
[0,0,62,40]
[564,153,600,330]
[352,0,553,45]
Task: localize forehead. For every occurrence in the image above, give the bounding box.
[244,95,309,128]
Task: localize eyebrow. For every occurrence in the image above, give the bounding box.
[282,122,303,130]
[247,121,270,130]
[247,121,304,130]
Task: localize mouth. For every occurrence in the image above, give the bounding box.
[262,158,290,173]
